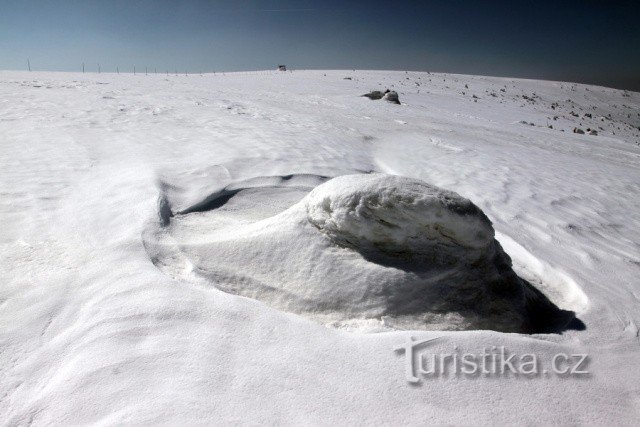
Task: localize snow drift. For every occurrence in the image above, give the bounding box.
[148,173,577,333]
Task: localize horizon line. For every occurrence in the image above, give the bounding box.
[1,67,636,93]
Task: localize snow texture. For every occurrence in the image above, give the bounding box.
[1,69,639,424]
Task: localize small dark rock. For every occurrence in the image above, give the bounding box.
[362,90,384,100]
[383,91,401,104]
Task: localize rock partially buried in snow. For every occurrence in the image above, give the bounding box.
[382,90,400,104]
[362,89,400,104]
[362,90,384,100]
[306,174,493,263]
[152,173,578,333]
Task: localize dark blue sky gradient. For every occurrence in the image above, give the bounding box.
[1,0,638,90]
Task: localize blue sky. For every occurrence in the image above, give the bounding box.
[1,0,639,90]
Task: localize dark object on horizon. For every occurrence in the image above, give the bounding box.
[573,127,585,134]
[277,65,287,71]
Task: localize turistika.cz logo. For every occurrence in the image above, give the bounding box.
[394,336,590,383]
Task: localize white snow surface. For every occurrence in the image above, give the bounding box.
[1,69,640,424]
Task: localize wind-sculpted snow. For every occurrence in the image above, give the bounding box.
[2,69,639,424]
[148,173,579,333]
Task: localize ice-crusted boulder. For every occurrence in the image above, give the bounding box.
[306,174,493,263]
[154,173,575,333]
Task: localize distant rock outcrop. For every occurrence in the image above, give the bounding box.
[362,89,401,104]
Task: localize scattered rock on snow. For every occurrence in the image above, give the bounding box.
[573,127,585,134]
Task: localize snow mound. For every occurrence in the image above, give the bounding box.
[147,173,579,333]
[306,174,493,263]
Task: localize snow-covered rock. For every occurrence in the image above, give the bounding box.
[153,173,574,333]
[362,89,400,104]
[305,174,493,260]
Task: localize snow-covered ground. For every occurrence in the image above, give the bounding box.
[1,69,639,424]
